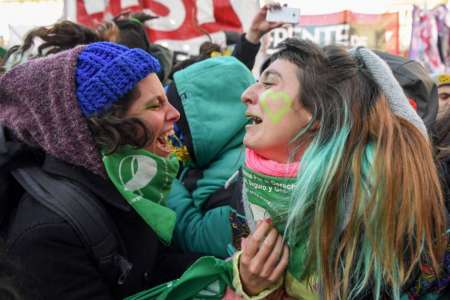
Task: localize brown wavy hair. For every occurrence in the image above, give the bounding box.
[86,88,154,154]
[271,39,448,299]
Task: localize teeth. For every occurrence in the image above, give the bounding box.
[159,129,175,141]
[246,113,262,125]
[251,117,262,124]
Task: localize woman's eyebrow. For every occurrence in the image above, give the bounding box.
[261,69,283,80]
[144,95,160,104]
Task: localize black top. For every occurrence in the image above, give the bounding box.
[232,33,261,70]
[1,132,200,300]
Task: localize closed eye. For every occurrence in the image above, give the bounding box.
[261,82,274,88]
[144,96,166,110]
[144,102,161,110]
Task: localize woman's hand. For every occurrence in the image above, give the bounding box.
[238,220,289,296]
[246,3,286,44]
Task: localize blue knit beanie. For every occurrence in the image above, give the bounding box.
[76,42,160,117]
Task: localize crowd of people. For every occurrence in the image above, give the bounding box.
[0,3,449,300]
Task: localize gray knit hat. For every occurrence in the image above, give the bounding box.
[349,47,428,137]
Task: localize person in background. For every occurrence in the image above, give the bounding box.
[434,73,450,120]
[375,50,439,128]
[0,14,173,85]
[97,12,174,85]
[169,3,285,78]
[0,21,101,73]
[433,109,450,210]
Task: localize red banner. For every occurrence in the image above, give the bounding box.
[76,0,249,43]
[76,2,400,56]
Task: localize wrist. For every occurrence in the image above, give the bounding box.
[233,252,283,300]
[242,281,263,296]
[245,30,261,44]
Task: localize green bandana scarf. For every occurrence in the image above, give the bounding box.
[103,145,179,244]
[242,166,295,228]
[125,256,233,300]
[243,166,315,289]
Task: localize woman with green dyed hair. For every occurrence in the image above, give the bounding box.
[230,38,450,299]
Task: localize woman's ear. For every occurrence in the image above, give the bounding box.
[311,120,320,131]
[304,112,319,132]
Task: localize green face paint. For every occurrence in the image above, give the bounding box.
[260,90,293,124]
[103,145,179,244]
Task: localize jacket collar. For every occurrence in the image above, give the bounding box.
[41,155,131,212]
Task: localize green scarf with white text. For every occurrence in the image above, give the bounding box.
[103,146,179,244]
[243,166,318,297]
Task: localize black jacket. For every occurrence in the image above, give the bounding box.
[232,33,261,70]
[2,143,200,299]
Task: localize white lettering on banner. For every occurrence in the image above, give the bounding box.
[267,24,368,54]
[350,35,368,47]
[317,25,348,45]
[296,25,349,45]
[146,0,186,32]
[270,27,291,50]
[121,0,139,8]
[83,0,107,15]
[196,0,215,25]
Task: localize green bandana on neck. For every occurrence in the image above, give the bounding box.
[103,146,179,244]
[243,166,317,294]
[242,166,294,231]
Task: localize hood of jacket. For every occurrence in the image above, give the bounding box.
[169,56,255,168]
[0,46,105,177]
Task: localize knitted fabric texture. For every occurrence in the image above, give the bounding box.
[245,148,299,178]
[0,45,105,177]
[76,42,160,117]
[349,47,428,137]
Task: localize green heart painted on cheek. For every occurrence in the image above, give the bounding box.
[260,90,293,124]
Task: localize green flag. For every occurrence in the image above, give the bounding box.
[125,256,233,300]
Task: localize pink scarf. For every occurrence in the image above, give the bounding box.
[224,149,299,299]
[244,148,299,178]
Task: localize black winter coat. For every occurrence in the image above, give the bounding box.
[231,33,261,70]
[2,150,200,300]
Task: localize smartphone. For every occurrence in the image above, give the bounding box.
[266,6,300,24]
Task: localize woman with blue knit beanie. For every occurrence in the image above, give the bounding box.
[0,42,200,299]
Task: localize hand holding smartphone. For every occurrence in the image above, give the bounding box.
[266,5,300,24]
